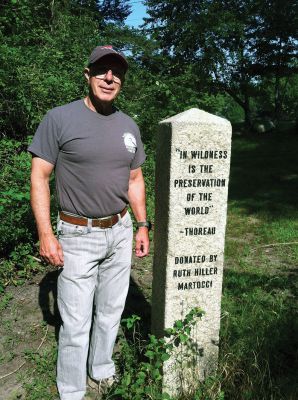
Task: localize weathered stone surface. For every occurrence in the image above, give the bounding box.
[151,108,232,395]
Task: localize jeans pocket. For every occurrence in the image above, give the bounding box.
[121,212,133,229]
[57,220,88,238]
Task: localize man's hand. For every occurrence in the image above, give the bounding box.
[39,233,64,267]
[128,167,150,257]
[135,227,150,257]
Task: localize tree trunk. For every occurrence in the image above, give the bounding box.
[243,93,251,129]
[275,73,282,120]
[222,86,251,128]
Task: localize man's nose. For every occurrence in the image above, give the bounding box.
[105,69,114,81]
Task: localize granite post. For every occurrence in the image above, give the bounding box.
[151,108,232,395]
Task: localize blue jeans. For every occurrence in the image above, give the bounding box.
[56,211,133,400]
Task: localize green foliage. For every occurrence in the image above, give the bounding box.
[256,74,298,120]
[0,9,98,137]
[0,292,13,311]
[122,313,141,329]
[0,138,34,256]
[0,0,254,140]
[113,307,214,400]
[99,0,132,24]
[0,243,44,287]
[18,309,224,400]
[142,145,155,221]
[0,0,103,138]
[1,0,297,142]
[0,138,45,291]
[144,0,298,124]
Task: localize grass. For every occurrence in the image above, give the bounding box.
[2,131,297,399]
[21,341,58,400]
[219,131,298,399]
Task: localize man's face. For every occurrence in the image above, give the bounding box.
[85,56,126,104]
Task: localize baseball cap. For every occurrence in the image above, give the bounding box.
[88,45,128,72]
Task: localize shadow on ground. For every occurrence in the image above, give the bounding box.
[38,269,61,341]
[38,270,151,342]
[229,132,298,218]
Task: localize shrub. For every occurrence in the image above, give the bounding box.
[112,308,224,400]
[0,138,35,257]
[0,138,44,290]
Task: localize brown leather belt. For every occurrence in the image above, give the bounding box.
[59,207,127,228]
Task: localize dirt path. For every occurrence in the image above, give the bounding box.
[0,273,56,399]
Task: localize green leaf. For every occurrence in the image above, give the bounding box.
[174,320,183,329]
[145,350,155,359]
[161,353,170,361]
[179,333,188,343]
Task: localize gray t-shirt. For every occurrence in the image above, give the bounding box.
[28,100,146,217]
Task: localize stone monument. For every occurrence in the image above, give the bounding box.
[151,108,232,395]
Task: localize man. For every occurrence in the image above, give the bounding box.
[28,46,150,400]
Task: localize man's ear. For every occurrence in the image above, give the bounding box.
[84,68,90,82]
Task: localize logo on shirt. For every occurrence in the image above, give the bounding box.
[122,133,137,154]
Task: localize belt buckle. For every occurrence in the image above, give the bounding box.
[95,214,114,228]
[105,216,114,228]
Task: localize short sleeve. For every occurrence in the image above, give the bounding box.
[130,126,146,170]
[27,111,60,165]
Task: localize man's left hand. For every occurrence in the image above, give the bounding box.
[135,227,150,257]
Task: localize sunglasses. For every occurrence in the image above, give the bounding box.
[90,66,124,84]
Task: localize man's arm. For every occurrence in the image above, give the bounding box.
[30,157,64,266]
[128,167,150,258]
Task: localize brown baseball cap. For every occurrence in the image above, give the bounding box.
[88,45,128,72]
